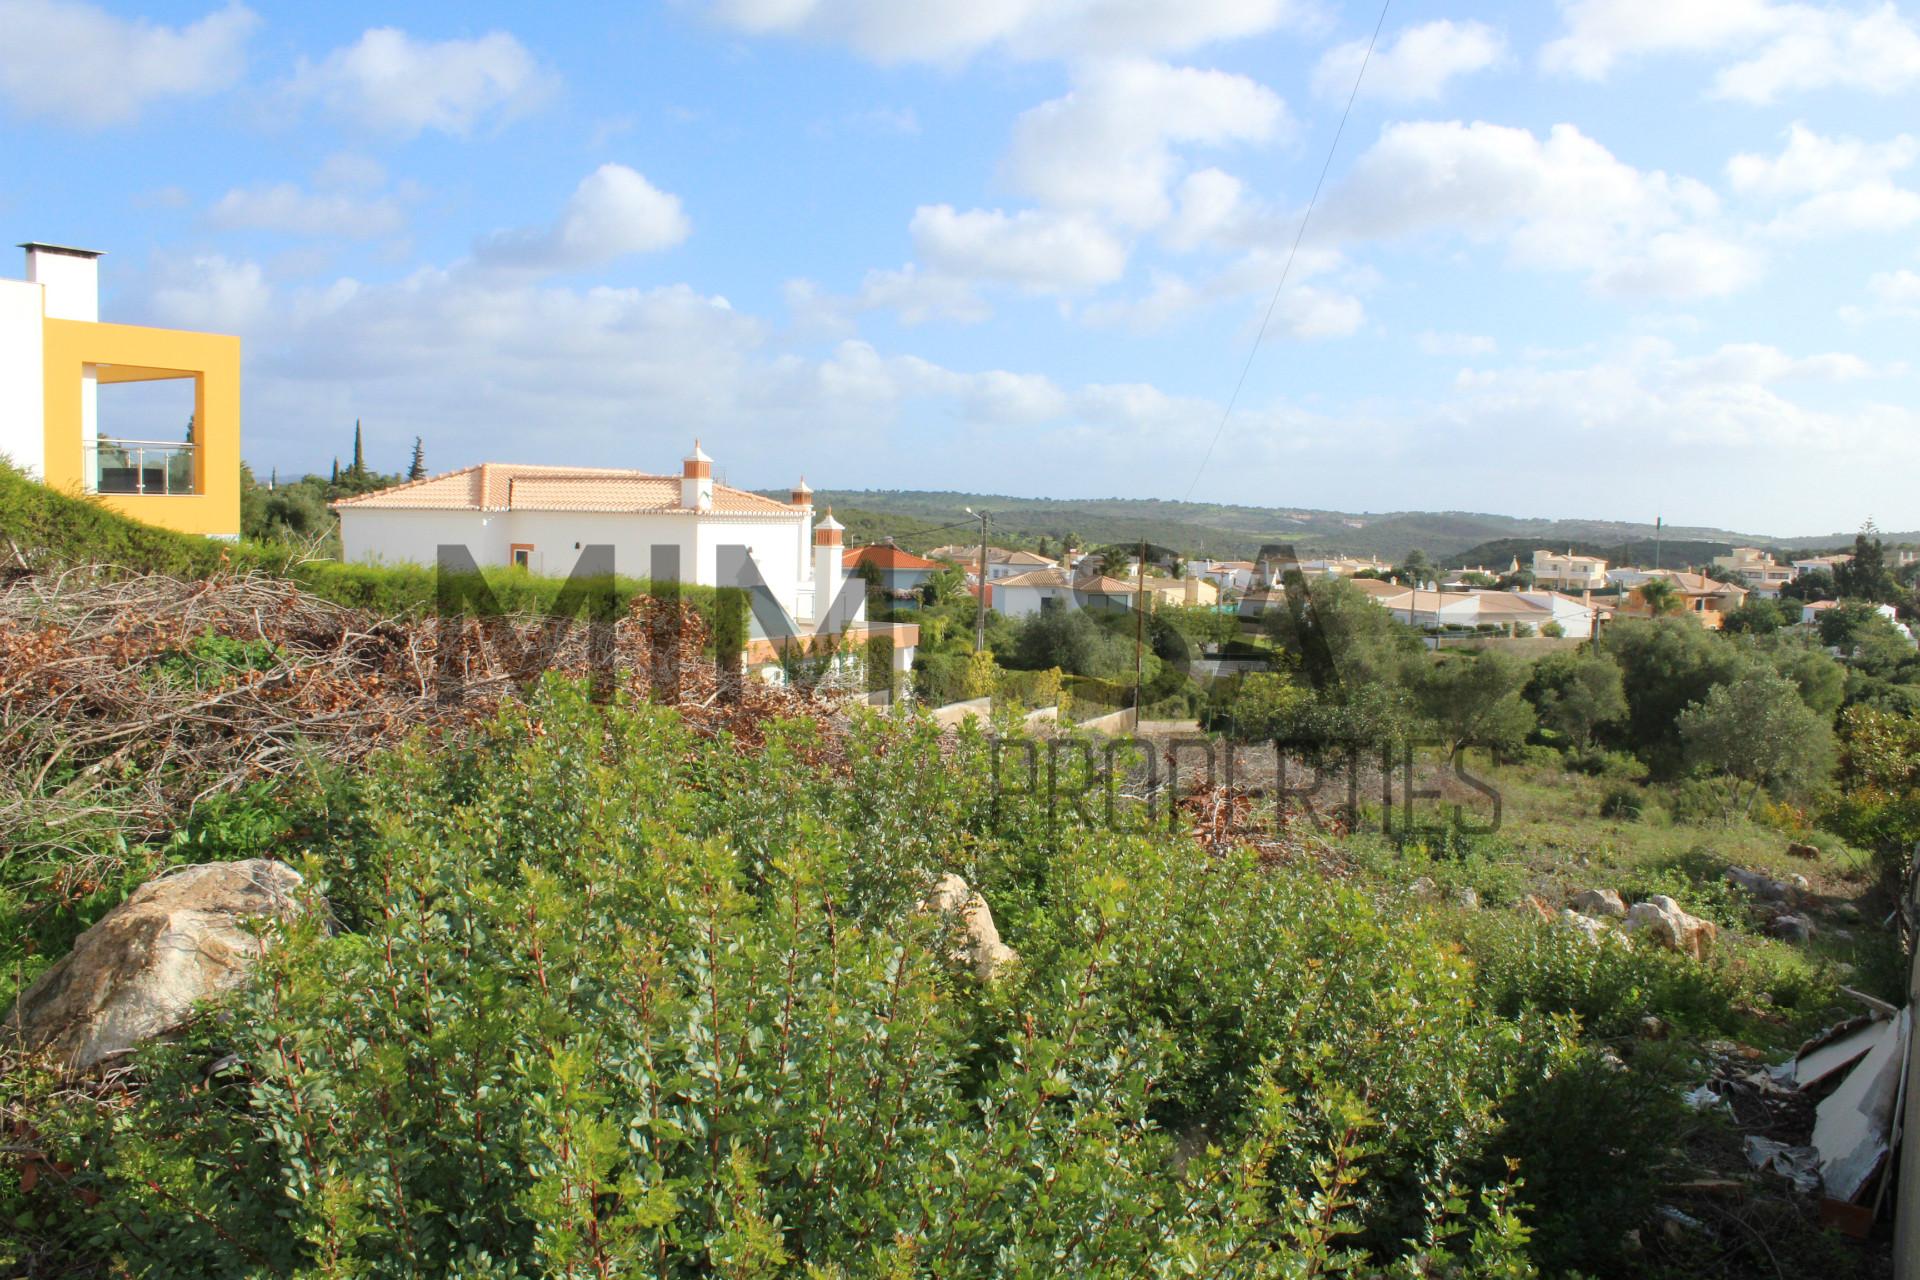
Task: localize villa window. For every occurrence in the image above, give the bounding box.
[511,544,533,570]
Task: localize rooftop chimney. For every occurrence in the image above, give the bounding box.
[22,242,101,322]
[681,439,713,511]
[790,475,813,508]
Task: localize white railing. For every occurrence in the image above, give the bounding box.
[87,439,197,496]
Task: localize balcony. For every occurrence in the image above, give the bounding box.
[88,438,197,496]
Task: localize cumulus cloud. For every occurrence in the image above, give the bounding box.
[475,165,691,272]
[704,0,1313,64]
[0,0,257,127]
[1728,124,1920,236]
[1005,59,1288,228]
[909,205,1128,290]
[208,183,406,239]
[289,27,555,136]
[1078,249,1367,338]
[1313,20,1505,102]
[1321,120,1760,299]
[1541,0,1920,102]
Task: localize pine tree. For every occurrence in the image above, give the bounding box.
[351,421,367,480]
[408,437,426,481]
[330,458,340,485]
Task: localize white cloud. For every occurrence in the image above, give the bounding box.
[705,0,1313,64]
[1447,338,1905,465]
[1870,268,1920,304]
[1729,125,1920,236]
[1418,331,1497,357]
[1079,248,1366,337]
[0,0,257,127]
[1541,0,1920,102]
[289,27,554,137]
[208,183,406,239]
[1322,120,1759,299]
[909,204,1128,290]
[145,254,272,332]
[1005,59,1288,228]
[852,265,992,324]
[1727,123,1918,194]
[1313,20,1505,102]
[475,165,690,272]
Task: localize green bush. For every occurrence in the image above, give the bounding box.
[8,686,1561,1277]
[1599,782,1645,821]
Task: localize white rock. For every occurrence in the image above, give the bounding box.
[5,860,305,1072]
[923,873,1018,981]
[1623,896,1717,960]
[1570,888,1627,919]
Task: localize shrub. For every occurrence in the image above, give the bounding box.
[1599,782,1645,821]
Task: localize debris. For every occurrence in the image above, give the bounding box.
[1793,1015,1885,1092]
[1408,876,1438,901]
[1683,1084,1727,1113]
[1637,1014,1669,1041]
[1839,986,1900,1019]
[1744,1136,1821,1195]
[1786,841,1820,860]
[1810,1007,1908,1204]
[1452,886,1479,910]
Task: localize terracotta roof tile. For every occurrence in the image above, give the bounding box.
[331,464,798,515]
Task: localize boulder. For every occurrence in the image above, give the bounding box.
[1725,867,1790,902]
[1408,876,1439,901]
[1623,895,1717,960]
[1452,886,1480,910]
[1515,894,1555,923]
[1786,841,1820,860]
[1570,888,1628,919]
[1768,914,1817,944]
[923,874,1018,981]
[5,860,305,1072]
[1558,910,1607,945]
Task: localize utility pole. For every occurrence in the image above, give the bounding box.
[1655,516,1663,571]
[969,508,991,651]
[1134,538,1148,730]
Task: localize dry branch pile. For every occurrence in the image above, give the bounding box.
[0,568,838,872]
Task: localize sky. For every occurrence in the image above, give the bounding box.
[4,0,1920,536]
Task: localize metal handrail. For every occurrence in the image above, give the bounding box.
[87,439,197,497]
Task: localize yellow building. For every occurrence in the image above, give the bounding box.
[2,243,240,538]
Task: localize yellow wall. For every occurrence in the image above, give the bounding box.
[41,318,241,538]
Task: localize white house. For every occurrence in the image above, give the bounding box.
[333,443,916,680]
[926,545,1059,582]
[992,568,1137,619]
[1512,590,1599,639]
[1532,549,1609,591]
[1192,559,1256,593]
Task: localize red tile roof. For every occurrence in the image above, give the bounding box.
[844,544,940,571]
[331,463,798,515]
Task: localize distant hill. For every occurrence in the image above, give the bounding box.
[794,488,1907,563]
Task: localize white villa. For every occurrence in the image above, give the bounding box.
[1531,549,1609,592]
[992,568,1138,619]
[332,443,916,679]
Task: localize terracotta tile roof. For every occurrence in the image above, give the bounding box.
[331,464,798,515]
[997,568,1136,592]
[925,545,1058,567]
[844,544,940,571]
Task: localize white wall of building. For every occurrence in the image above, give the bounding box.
[0,279,44,477]
[339,507,835,630]
[25,249,97,322]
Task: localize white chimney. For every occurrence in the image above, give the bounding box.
[813,508,852,624]
[23,243,101,322]
[791,475,814,589]
[680,439,713,511]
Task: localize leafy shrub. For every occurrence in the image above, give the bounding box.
[12,685,1544,1277]
[1599,782,1645,821]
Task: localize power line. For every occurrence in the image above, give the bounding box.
[1181,0,1392,503]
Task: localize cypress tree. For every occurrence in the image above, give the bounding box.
[408,437,426,481]
[330,458,340,485]
[351,421,367,480]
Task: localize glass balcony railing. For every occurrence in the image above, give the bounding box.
[88,439,197,496]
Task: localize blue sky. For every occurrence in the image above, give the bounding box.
[4,0,1919,535]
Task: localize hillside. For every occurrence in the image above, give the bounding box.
[799,487,1908,562]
